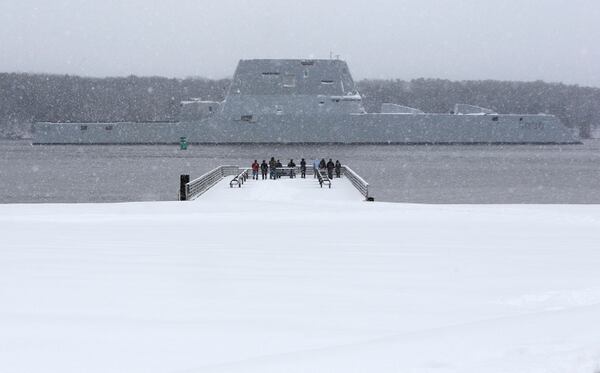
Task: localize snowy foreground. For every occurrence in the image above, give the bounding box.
[1,177,600,372]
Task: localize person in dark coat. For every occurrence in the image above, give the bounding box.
[319,158,326,170]
[260,160,268,180]
[326,158,335,179]
[275,159,283,178]
[287,159,296,178]
[335,160,342,178]
[300,158,307,178]
[269,157,277,179]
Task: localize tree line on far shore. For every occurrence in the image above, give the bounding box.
[1,72,598,138]
[0,74,230,138]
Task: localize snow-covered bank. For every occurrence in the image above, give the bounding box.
[1,198,600,372]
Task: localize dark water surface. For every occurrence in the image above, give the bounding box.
[1,140,600,203]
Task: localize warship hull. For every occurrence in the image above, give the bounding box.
[33,113,578,144]
[32,59,579,145]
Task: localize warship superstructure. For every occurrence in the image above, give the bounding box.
[33,59,579,144]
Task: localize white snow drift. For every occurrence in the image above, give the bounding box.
[1,177,599,372]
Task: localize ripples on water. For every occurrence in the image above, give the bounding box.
[1,140,600,204]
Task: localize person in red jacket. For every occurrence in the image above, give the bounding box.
[251,160,259,180]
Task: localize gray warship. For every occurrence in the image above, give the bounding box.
[33,59,579,144]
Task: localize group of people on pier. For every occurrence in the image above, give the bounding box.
[250,157,342,180]
[315,158,342,179]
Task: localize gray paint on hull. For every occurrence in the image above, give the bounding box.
[33,113,578,144]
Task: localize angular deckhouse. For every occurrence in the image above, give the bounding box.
[33,59,579,144]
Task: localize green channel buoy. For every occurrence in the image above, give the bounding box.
[179,136,188,150]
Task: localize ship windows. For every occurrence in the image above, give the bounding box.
[492,116,499,121]
[321,80,334,85]
[282,74,296,88]
[301,60,315,66]
[80,125,88,131]
[105,125,113,130]
[241,115,254,122]
[262,72,280,76]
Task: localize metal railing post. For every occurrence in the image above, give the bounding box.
[180,174,190,201]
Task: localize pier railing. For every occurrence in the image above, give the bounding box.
[182,165,241,200]
[341,165,371,200]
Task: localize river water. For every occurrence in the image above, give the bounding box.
[1,140,600,204]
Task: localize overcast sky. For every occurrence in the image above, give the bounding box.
[1,0,599,86]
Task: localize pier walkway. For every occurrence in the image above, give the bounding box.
[197,175,363,203]
[180,165,372,202]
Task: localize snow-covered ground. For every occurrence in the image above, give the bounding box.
[1,176,600,372]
